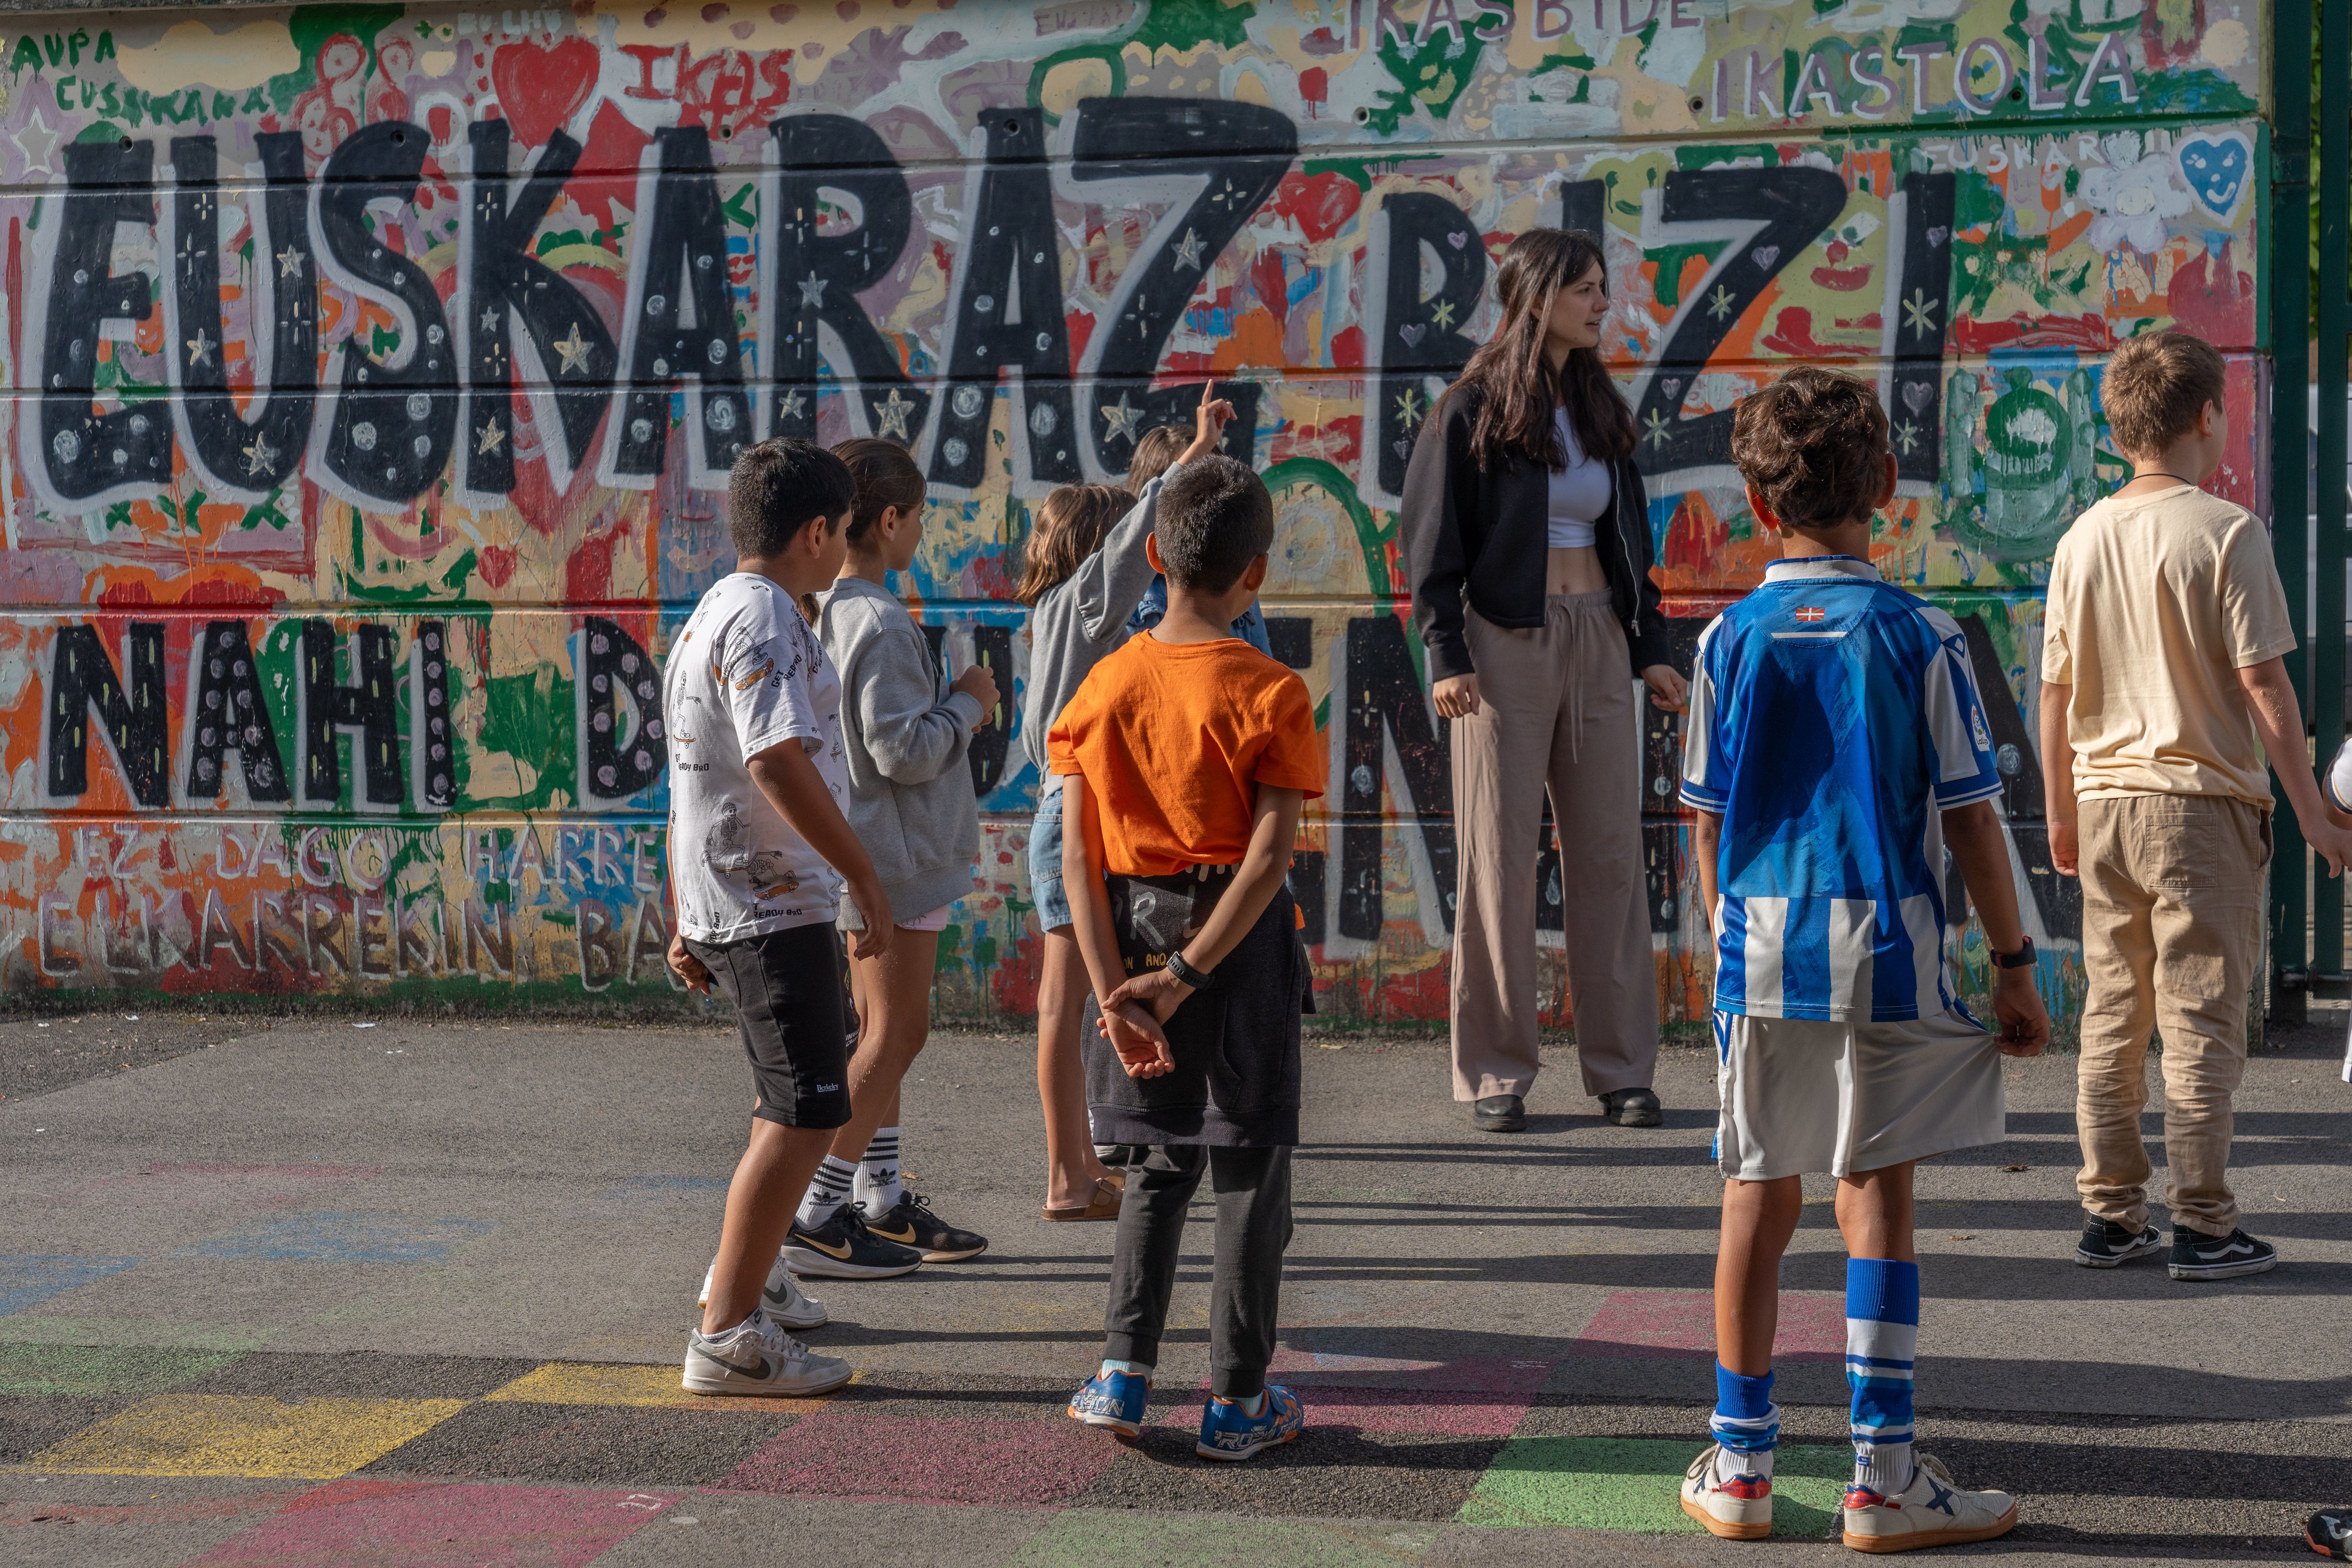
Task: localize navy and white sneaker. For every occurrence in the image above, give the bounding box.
[2308,1506,2352,1559]
[682,1308,852,1397]
[2168,1226,2277,1281]
[860,1190,989,1262]
[697,1251,828,1329]
[1067,1366,1152,1435]
[2074,1219,2164,1269]
[784,1206,924,1280]
[1195,1385,1305,1461]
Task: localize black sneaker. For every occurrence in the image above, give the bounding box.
[784,1205,924,1280]
[859,1190,988,1262]
[2074,1219,2163,1269]
[1472,1094,1526,1132]
[2309,1507,2352,1559]
[1600,1088,1663,1127]
[2167,1225,2277,1281]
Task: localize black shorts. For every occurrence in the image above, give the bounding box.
[687,923,855,1129]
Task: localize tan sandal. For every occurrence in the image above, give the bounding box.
[1042,1177,1123,1221]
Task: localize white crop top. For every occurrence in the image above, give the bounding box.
[1547,408,1610,548]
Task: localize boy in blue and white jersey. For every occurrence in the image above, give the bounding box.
[1675,369,2051,1554]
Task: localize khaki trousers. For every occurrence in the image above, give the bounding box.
[1449,595,1660,1102]
[2074,794,2269,1237]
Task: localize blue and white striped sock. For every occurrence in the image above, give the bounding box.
[1710,1363,1778,1482]
[1845,1257,1920,1497]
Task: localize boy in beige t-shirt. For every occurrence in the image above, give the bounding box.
[2041,330,2352,1283]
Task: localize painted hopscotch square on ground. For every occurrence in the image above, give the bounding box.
[1459,1436,1851,1534]
[180,1213,495,1265]
[189,1476,677,1566]
[1013,1510,1439,1567]
[0,1339,246,1397]
[0,1254,140,1317]
[27,1393,467,1478]
[719,1407,1123,1506]
[1569,1290,1845,1362]
[484,1361,834,1411]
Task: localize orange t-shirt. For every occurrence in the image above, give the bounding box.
[1046,635,1325,876]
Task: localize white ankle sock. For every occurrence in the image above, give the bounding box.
[1098,1359,1152,1380]
[796,1155,859,1228]
[854,1127,903,1214]
[1224,1391,1267,1417]
[1715,1443,1775,1483]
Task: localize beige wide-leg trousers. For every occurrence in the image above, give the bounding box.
[1449,594,1660,1102]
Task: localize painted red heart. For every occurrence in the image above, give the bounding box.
[490,37,600,149]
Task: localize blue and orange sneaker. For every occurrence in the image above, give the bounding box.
[1195,1385,1304,1460]
[1067,1365,1151,1435]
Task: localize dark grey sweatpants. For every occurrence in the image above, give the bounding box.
[1102,1144,1293,1399]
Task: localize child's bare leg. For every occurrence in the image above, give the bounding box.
[1715,1175,1803,1374]
[1038,928,1113,1208]
[1834,1162,1917,1261]
[825,928,941,1170]
[706,1119,833,1333]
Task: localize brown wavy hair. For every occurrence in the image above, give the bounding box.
[1729,367,1890,531]
[1436,227,1634,470]
[1126,424,1191,495]
[832,437,927,545]
[1014,483,1134,606]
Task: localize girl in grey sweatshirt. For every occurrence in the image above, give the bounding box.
[810,438,999,1262]
[1017,386,1234,1221]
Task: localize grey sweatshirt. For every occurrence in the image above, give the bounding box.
[818,575,985,931]
[1019,466,1184,780]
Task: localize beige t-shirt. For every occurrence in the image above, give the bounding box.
[2042,483,2295,807]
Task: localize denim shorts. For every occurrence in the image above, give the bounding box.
[1029,782,1073,932]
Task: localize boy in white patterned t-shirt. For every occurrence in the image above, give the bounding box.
[664,438,908,1398]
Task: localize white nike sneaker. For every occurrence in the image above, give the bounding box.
[1841,1451,2017,1553]
[1680,1443,1772,1539]
[682,1308,852,1397]
[696,1251,829,1329]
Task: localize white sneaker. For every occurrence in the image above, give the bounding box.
[1680,1444,1772,1540]
[682,1308,852,1397]
[696,1252,828,1329]
[1842,1451,2017,1553]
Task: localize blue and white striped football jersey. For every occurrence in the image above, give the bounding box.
[1680,556,2004,1022]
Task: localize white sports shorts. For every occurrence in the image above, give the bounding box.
[1713,1007,2005,1180]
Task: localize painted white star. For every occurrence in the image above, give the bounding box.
[872,388,914,441]
[15,106,57,178]
[552,322,592,375]
[1903,287,1940,338]
[1895,418,1920,456]
[1643,408,1674,449]
[1173,227,1206,272]
[241,432,277,476]
[480,306,500,333]
[1706,283,1737,322]
[186,329,215,367]
[798,271,828,307]
[477,419,506,455]
[276,245,304,278]
[1101,393,1145,445]
[777,387,808,421]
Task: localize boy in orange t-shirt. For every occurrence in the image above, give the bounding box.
[1049,455,1324,1462]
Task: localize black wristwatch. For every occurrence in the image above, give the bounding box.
[1993,936,2036,970]
[1165,951,1216,990]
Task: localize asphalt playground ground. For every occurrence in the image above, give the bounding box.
[2,1003,2347,1566]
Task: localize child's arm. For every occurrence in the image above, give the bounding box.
[749,741,893,959]
[1100,782,1307,1031]
[2039,681,2079,876]
[1061,769,1174,1077]
[1942,800,2050,1057]
[1692,809,1722,930]
[857,624,992,785]
[1076,385,1234,644]
[2238,657,2352,871]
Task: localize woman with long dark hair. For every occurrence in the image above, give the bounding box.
[1400,227,1687,1133]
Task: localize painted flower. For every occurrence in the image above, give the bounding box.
[2078,153,2193,256]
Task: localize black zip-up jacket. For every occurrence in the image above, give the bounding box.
[1400,385,1671,683]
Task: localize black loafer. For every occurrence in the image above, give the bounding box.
[1472,1094,1526,1132]
[1600,1088,1663,1127]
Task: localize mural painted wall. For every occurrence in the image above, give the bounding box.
[0,0,2269,1019]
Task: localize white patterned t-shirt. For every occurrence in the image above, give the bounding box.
[663,573,849,942]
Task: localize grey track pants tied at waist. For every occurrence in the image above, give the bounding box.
[1102,1144,1293,1400]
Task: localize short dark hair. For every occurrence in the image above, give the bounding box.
[1729,368,1889,532]
[1155,455,1273,593]
[2101,330,2226,458]
[727,438,855,557]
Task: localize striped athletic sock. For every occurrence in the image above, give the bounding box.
[1846,1257,1920,1496]
[795,1154,860,1228]
[854,1127,903,1214]
[1710,1363,1778,1482]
